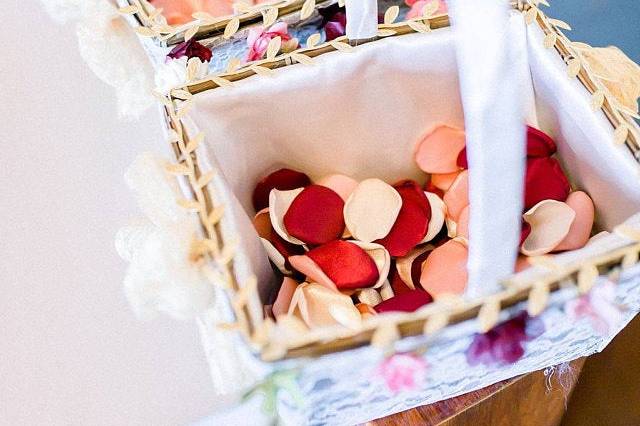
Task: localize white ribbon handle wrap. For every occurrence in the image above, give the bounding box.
[345,0,378,40]
[448,0,527,298]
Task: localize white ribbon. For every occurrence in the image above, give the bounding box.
[448,0,527,298]
[345,0,378,40]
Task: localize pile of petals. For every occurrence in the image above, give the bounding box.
[255,124,595,331]
[150,0,271,26]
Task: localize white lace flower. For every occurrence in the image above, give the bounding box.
[117,153,215,320]
[155,57,210,94]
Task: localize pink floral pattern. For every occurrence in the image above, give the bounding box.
[376,353,428,393]
[406,0,448,20]
[565,281,624,336]
[246,23,298,62]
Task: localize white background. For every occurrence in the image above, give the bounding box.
[1,2,216,424]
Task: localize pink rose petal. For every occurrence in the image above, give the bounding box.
[420,239,468,297]
[415,125,466,174]
[554,191,595,252]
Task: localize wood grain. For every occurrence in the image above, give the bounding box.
[368,359,585,426]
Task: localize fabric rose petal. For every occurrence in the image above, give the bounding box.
[150,0,234,25]
[283,185,345,245]
[316,174,358,202]
[420,239,468,297]
[466,311,545,366]
[273,277,299,318]
[554,191,595,252]
[344,178,402,243]
[376,352,428,394]
[414,125,466,174]
[288,282,362,329]
[565,280,624,336]
[289,240,380,290]
[395,245,434,290]
[319,6,347,42]
[374,289,433,313]
[526,126,557,157]
[521,199,575,256]
[443,170,469,223]
[525,156,571,209]
[253,208,305,274]
[253,168,311,212]
[246,22,298,62]
[269,188,305,245]
[375,180,431,257]
[429,171,460,193]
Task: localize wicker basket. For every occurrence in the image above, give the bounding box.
[117,0,640,422]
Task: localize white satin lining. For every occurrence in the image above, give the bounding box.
[186,17,640,300]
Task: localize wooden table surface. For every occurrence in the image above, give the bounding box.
[368,358,585,426]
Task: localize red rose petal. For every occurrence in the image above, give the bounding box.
[374,289,433,313]
[283,185,345,245]
[389,263,413,296]
[524,157,571,209]
[252,168,311,212]
[375,180,431,257]
[456,147,468,169]
[306,240,379,290]
[526,126,557,157]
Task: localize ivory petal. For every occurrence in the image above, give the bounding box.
[396,245,434,290]
[269,188,305,244]
[521,199,576,256]
[422,192,446,242]
[344,178,402,243]
[349,240,391,288]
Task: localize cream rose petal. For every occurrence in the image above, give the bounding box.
[344,178,402,243]
[396,245,434,289]
[521,199,576,256]
[269,188,305,245]
[422,192,446,242]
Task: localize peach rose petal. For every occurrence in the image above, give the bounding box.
[317,174,358,201]
[344,178,402,243]
[356,303,377,319]
[396,245,434,290]
[515,256,532,273]
[443,170,469,222]
[422,192,446,242]
[350,241,391,288]
[269,188,305,245]
[288,255,337,291]
[419,240,468,298]
[430,171,461,192]
[554,191,595,252]
[414,125,466,174]
[289,282,361,329]
[273,277,299,317]
[456,205,470,239]
[521,199,576,256]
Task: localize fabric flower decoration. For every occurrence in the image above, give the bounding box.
[246,22,299,62]
[319,4,347,41]
[406,0,448,20]
[376,353,428,393]
[116,153,215,320]
[155,39,212,93]
[565,281,624,336]
[466,311,544,366]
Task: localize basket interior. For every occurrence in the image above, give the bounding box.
[185,12,640,303]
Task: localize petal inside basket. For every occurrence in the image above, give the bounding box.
[414,125,466,174]
[420,239,468,297]
[344,178,402,243]
[521,199,576,256]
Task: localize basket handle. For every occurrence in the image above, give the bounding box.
[448,0,527,298]
[345,0,378,41]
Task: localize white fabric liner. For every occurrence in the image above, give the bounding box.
[186,12,640,304]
